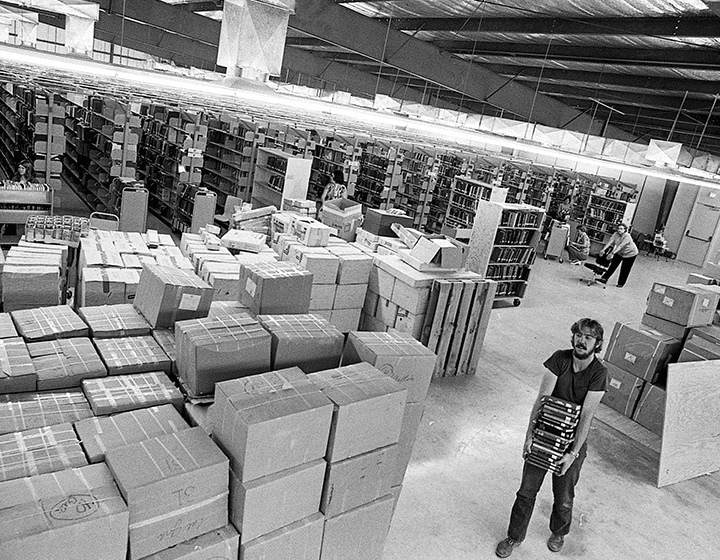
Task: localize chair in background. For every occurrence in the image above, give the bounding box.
[214,195,243,232]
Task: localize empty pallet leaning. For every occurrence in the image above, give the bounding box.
[421,278,497,378]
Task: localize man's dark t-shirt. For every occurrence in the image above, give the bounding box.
[543,350,608,405]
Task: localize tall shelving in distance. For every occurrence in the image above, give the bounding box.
[466,199,544,306]
[392,145,437,228]
[581,177,638,248]
[352,139,403,210]
[425,152,467,233]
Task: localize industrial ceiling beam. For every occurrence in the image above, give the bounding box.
[384,15,719,37]
[431,41,720,70]
[488,64,720,95]
[288,0,631,139]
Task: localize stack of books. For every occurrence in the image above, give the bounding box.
[525,396,581,474]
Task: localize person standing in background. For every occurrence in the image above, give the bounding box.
[596,223,639,287]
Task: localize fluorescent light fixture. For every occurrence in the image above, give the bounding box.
[2,44,720,191]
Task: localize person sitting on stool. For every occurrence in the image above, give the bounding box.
[565,225,590,265]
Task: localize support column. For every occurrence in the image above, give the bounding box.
[218,0,295,81]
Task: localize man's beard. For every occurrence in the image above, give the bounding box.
[573,345,594,360]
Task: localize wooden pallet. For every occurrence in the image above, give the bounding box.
[421,278,497,377]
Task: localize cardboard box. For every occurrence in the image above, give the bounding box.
[321,444,396,518]
[604,322,682,383]
[258,314,344,373]
[343,332,436,403]
[152,328,177,376]
[0,336,36,393]
[2,265,61,311]
[640,312,692,343]
[646,283,719,327]
[392,402,425,486]
[391,310,426,340]
[212,368,333,481]
[307,363,407,462]
[221,229,267,252]
[320,198,363,241]
[363,208,414,237]
[320,494,395,560]
[687,272,717,285]
[296,250,340,284]
[632,383,666,437]
[94,335,171,376]
[239,261,313,315]
[334,253,373,285]
[208,300,251,317]
[78,304,152,338]
[175,314,272,396]
[333,283,367,309]
[11,305,89,342]
[0,389,93,435]
[28,337,107,390]
[240,512,324,560]
[106,427,229,560]
[687,324,720,347]
[134,264,213,328]
[683,332,720,360]
[310,284,337,310]
[229,459,325,544]
[677,347,705,362]
[0,423,87,482]
[402,237,467,271]
[79,268,140,307]
[291,216,333,247]
[82,372,183,415]
[0,463,129,560]
[601,362,645,418]
[0,312,19,338]
[75,404,189,463]
[141,525,239,560]
[329,308,362,334]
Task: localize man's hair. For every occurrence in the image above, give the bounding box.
[571,318,604,353]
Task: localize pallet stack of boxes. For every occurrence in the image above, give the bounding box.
[602,281,720,436]
[2,242,66,310]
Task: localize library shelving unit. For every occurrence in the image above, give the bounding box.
[443,175,495,235]
[582,177,638,248]
[0,82,33,178]
[201,112,259,211]
[426,152,467,234]
[498,161,553,211]
[251,146,312,209]
[62,94,140,212]
[308,132,360,202]
[137,103,207,231]
[29,92,65,193]
[352,140,403,210]
[392,146,437,228]
[466,199,544,306]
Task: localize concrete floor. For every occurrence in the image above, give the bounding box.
[384,252,720,560]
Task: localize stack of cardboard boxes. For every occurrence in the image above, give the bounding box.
[2,243,66,311]
[308,363,407,560]
[602,281,720,436]
[212,368,332,558]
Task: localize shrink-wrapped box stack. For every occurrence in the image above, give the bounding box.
[78,304,152,338]
[93,335,172,376]
[11,305,89,342]
[82,371,182,415]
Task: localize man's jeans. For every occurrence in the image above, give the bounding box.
[507,443,587,541]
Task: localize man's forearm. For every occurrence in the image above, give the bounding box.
[570,409,595,453]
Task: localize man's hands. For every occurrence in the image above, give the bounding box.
[556,452,576,476]
[523,437,533,457]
